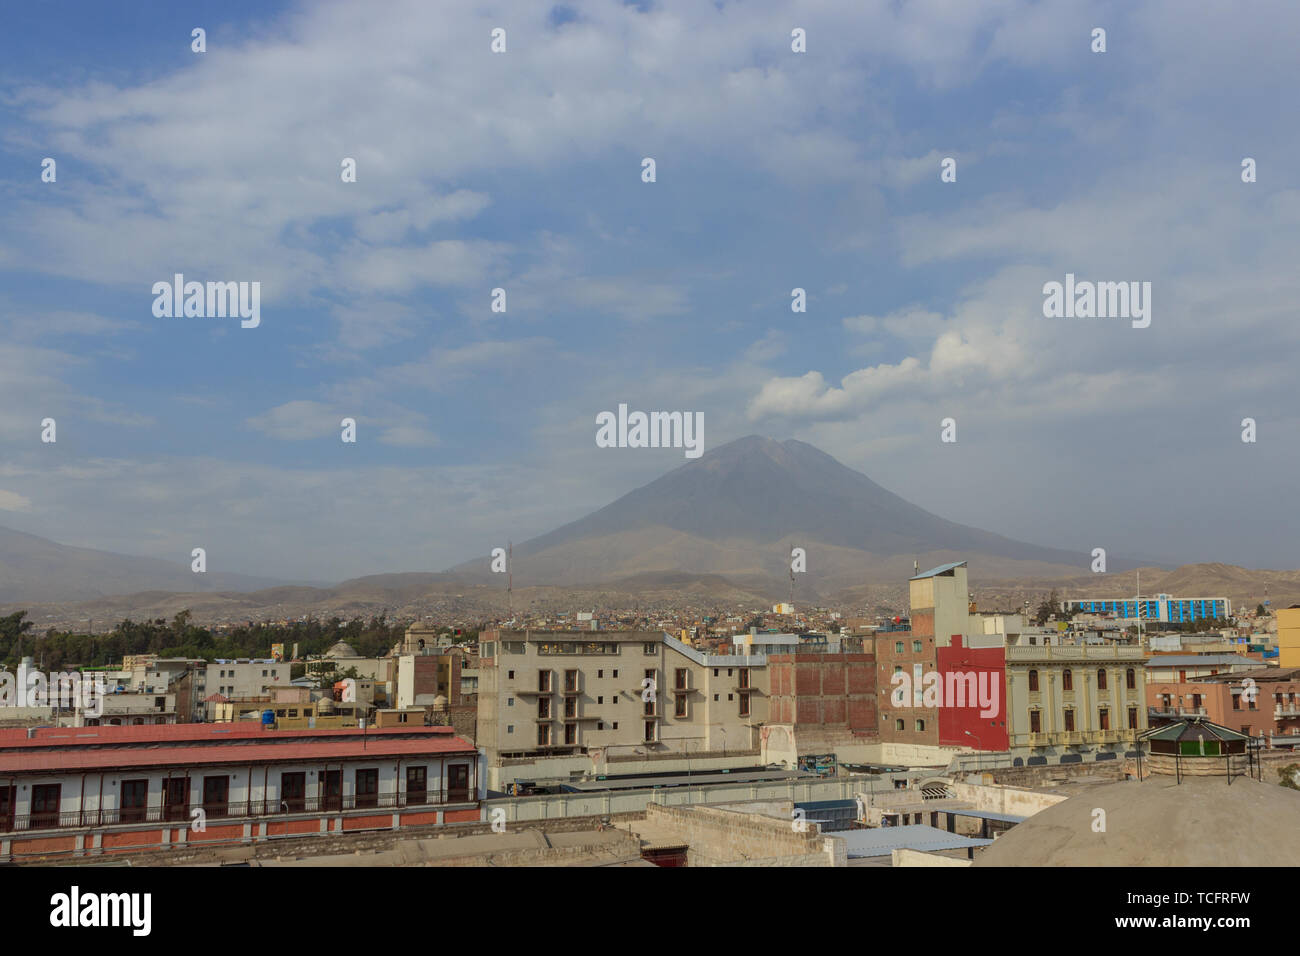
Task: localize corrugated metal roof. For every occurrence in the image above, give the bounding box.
[946,809,1027,824]
[840,824,992,857]
[910,561,967,581]
[0,724,461,749]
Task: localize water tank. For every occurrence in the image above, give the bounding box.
[261,709,275,726]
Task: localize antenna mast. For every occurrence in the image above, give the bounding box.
[507,540,513,619]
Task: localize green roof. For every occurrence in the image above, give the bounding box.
[1141,716,1250,743]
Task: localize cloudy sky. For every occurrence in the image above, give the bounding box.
[1,0,1297,582]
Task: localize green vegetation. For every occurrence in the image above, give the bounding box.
[0,610,407,671]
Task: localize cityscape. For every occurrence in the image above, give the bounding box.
[1,0,1291,938]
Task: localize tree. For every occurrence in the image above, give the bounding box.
[1257,604,1267,617]
[1033,590,1062,626]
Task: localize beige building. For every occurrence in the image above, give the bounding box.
[478,630,768,765]
[1004,644,1148,752]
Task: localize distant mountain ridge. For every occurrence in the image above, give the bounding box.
[0,525,295,603]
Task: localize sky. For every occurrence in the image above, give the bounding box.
[1,0,1298,582]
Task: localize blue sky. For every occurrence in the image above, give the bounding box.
[1,0,1298,581]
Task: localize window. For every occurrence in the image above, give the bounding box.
[1097,669,1108,690]
[1028,670,1039,692]
[727,694,733,701]
[1030,710,1041,733]
[564,723,576,745]
[1099,708,1110,731]
[507,697,514,707]
[597,722,604,730]
[564,697,576,719]
[643,642,656,655]
[538,698,551,719]
[506,724,514,734]
[538,671,552,693]
[675,696,688,718]
[1062,669,1073,691]
[895,641,904,654]
[597,670,604,678]
[893,665,902,675]
[262,669,268,677]
[644,721,656,742]
[913,640,922,653]
[1233,694,1242,711]
[895,718,904,731]
[739,670,750,689]
[727,669,733,677]
[507,670,515,679]
[713,668,719,677]
[120,779,148,824]
[915,719,925,732]
[675,668,688,691]
[612,670,619,678]
[713,694,719,701]
[1125,668,1136,690]
[612,722,618,730]
[537,725,551,746]
[564,669,578,693]
[597,696,603,704]
[739,693,750,717]
[1064,709,1075,732]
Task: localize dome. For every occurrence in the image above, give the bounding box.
[325,640,359,659]
[432,694,449,710]
[973,773,1300,866]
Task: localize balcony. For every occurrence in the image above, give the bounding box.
[0,790,477,835]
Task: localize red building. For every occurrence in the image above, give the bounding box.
[936,636,1008,751]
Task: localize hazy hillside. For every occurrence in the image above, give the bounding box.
[0,525,296,602]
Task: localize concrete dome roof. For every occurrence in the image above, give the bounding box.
[974,774,1300,867]
[325,640,359,659]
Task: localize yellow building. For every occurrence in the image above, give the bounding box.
[1278,608,1300,668]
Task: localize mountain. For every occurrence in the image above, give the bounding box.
[453,435,1134,593]
[0,525,294,603]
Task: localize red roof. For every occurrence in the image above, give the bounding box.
[0,723,461,749]
[0,735,477,774]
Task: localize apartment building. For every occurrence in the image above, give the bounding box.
[477,629,767,765]
[197,660,291,720]
[1147,666,1300,738]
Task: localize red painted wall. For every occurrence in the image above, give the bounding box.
[936,637,1008,750]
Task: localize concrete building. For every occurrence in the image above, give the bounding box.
[1147,667,1300,738]
[1278,607,1300,668]
[197,660,291,720]
[477,629,768,788]
[1144,653,1260,683]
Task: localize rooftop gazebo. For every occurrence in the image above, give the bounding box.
[1139,716,1258,783]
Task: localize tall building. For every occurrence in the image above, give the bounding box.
[477,630,768,788]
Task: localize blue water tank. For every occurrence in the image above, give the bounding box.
[261,709,275,725]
